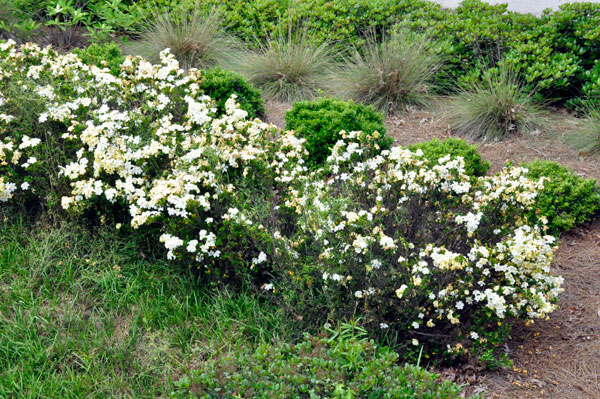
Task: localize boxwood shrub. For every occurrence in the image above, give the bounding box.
[199,68,265,118]
[523,160,600,235]
[408,138,490,177]
[72,42,125,77]
[284,97,390,166]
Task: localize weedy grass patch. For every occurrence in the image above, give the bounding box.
[0,214,294,398]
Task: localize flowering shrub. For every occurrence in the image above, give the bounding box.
[0,39,307,282]
[261,131,563,364]
[0,40,564,366]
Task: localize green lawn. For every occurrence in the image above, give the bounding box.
[0,214,293,398]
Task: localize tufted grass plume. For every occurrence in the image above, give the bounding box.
[448,67,546,141]
[225,32,336,102]
[565,104,600,155]
[123,6,238,70]
[329,30,442,115]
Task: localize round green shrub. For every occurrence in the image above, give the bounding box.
[523,160,600,235]
[200,68,265,118]
[408,138,490,177]
[284,98,391,166]
[171,325,472,399]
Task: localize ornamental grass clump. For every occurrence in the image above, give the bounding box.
[330,30,442,115]
[448,67,546,141]
[123,7,237,70]
[227,33,336,102]
[565,104,600,155]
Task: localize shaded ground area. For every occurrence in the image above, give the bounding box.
[265,102,600,399]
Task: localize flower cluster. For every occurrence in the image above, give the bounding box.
[0,105,40,201]
[0,40,306,282]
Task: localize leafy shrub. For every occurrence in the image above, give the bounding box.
[448,67,546,140]
[569,60,600,109]
[73,42,125,76]
[331,30,442,114]
[259,132,563,365]
[418,1,536,85]
[523,160,600,235]
[518,3,600,98]
[123,7,237,70]
[200,68,265,119]
[284,98,390,166]
[284,0,443,52]
[226,33,336,102]
[408,138,490,177]
[7,0,144,45]
[171,324,474,399]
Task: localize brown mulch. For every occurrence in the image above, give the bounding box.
[266,101,600,399]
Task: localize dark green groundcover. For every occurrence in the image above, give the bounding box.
[171,325,480,399]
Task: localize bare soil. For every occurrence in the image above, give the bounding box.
[266,101,600,399]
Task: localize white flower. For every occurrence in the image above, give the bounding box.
[396,284,408,299]
[470,331,479,340]
[379,235,395,250]
[379,323,389,329]
[186,240,198,253]
[252,251,267,265]
[159,234,184,260]
[455,211,483,234]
